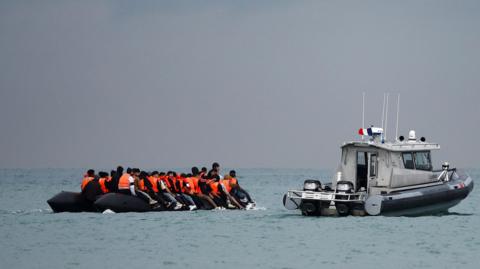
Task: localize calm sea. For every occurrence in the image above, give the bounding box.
[0,168,478,269]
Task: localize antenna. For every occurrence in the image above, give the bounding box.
[385,93,389,141]
[395,93,400,141]
[362,92,365,140]
[381,93,386,130]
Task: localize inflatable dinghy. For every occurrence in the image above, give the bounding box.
[47,191,97,213]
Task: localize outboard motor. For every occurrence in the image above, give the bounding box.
[300,179,322,215]
[303,179,322,191]
[336,181,354,193]
[335,181,354,216]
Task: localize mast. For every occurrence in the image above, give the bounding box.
[395,93,400,141]
[362,92,365,141]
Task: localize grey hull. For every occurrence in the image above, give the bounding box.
[376,175,474,216]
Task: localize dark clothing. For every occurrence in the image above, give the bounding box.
[232,188,253,206]
[81,178,102,202]
[141,178,169,205]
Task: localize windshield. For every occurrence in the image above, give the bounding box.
[414,151,432,171]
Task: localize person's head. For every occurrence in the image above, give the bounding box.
[159,172,166,177]
[186,173,192,177]
[229,170,236,178]
[87,169,95,177]
[99,171,108,178]
[110,170,116,177]
[212,162,221,173]
[139,171,148,179]
[167,171,174,177]
[117,166,124,174]
[151,171,159,177]
[132,168,140,176]
[201,167,207,173]
[191,167,199,176]
[180,173,186,178]
[126,167,132,174]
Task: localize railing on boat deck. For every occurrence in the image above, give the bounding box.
[287,190,366,202]
[432,168,459,182]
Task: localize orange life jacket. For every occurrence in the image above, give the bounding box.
[147,176,159,193]
[98,177,109,193]
[175,177,184,193]
[208,180,220,196]
[159,176,170,190]
[220,179,232,193]
[81,176,94,191]
[182,177,196,194]
[191,177,200,194]
[167,176,177,192]
[118,173,132,190]
[138,179,146,191]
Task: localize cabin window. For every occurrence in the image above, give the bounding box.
[402,152,415,169]
[369,154,377,177]
[414,151,432,171]
[357,151,366,166]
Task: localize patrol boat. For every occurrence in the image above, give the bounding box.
[283,127,474,216]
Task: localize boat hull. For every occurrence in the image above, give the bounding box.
[373,175,473,216]
[284,173,474,217]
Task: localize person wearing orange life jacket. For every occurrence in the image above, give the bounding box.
[138,171,173,209]
[166,171,179,193]
[81,169,103,202]
[179,168,215,210]
[227,170,255,209]
[174,173,197,210]
[134,169,160,207]
[81,169,96,192]
[98,171,110,194]
[116,168,156,206]
[117,168,136,196]
[207,169,244,209]
[187,167,217,209]
[157,172,183,210]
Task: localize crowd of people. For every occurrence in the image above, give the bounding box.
[79,162,255,211]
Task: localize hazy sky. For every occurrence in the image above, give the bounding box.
[1,0,479,169]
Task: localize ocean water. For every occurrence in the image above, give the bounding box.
[0,168,479,269]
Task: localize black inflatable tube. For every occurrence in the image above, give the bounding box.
[381,180,473,214]
[47,191,97,213]
[94,193,160,213]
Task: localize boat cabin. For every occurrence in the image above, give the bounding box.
[336,131,441,194]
